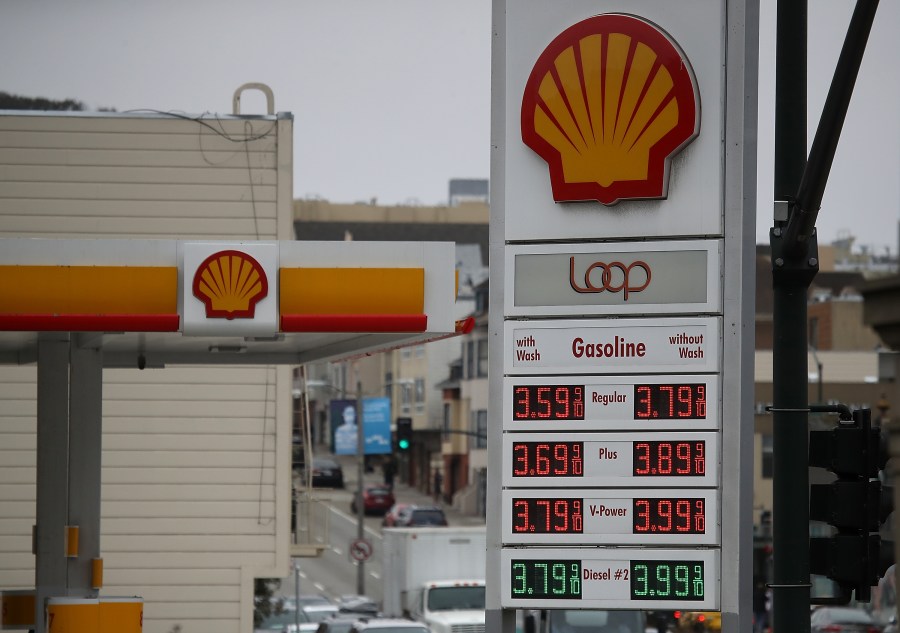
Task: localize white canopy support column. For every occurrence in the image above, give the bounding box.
[67,339,103,596]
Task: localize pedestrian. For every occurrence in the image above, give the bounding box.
[383,456,396,488]
[433,468,443,502]
[753,579,768,633]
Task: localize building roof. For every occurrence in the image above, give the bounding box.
[294,220,489,264]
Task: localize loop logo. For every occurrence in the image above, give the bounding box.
[569,257,651,301]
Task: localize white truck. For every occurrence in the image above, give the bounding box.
[381,526,486,633]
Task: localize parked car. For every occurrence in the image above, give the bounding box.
[282,595,334,610]
[300,604,340,623]
[336,595,379,616]
[316,617,362,633]
[348,618,432,632]
[256,610,302,632]
[311,458,344,488]
[382,503,414,527]
[351,485,395,515]
[405,505,448,527]
[810,606,880,633]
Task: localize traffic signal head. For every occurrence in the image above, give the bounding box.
[396,417,412,452]
[809,407,893,603]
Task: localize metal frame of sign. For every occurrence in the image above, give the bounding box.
[503,375,721,432]
[503,317,721,375]
[501,488,720,545]
[502,431,719,488]
[500,548,720,610]
[505,240,722,317]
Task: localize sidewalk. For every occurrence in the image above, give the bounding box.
[330,451,486,527]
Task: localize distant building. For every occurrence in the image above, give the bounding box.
[448,178,489,207]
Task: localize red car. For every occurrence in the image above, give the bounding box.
[351,485,395,515]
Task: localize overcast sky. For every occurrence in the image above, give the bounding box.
[1,0,897,253]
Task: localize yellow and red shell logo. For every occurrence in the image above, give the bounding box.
[192,250,268,319]
[521,14,700,205]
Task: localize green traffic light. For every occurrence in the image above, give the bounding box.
[398,439,410,450]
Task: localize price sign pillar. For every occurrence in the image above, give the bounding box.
[487,0,758,630]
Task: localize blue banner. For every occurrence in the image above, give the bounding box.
[363,397,392,455]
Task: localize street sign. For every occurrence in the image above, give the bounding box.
[349,538,372,562]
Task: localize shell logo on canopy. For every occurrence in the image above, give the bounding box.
[192,250,268,320]
[182,242,279,337]
[521,13,700,205]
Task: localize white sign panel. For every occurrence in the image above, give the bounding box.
[501,489,719,545]
[505,317,720,375]
[503,375,720,432]
[506,240,722,317]
[500,548,719,610]
[504,0,724,241]
[502,432,718,488]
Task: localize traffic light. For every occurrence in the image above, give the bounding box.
[809,407,893,603]
[396,417,413,452]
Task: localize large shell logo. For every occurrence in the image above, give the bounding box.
[192,250,268,319]
[521,14,700,205]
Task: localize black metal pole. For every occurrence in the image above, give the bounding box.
[772,1,811,631]
[783,0,881,258]
[773,1,881,627]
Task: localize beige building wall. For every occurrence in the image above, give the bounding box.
[0,111,293,633]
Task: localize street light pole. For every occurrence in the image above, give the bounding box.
[355,379,365,596]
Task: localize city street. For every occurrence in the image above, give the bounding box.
[277,453,485,604]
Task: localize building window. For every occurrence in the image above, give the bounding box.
[415,344,425,358]
[762,434,773,479]
[443,403,451,437]
[471,410,487,449]
[384,371,393,398]
[466,340,477,378]
[477,339,488,377]
[415,378,425,412]
[809,317,819,349]
[401,383,412,413]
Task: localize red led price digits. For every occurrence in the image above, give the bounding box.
[633,498,706,534]
[512,442,584,477]
[633,441,705,476]
[512,498,584,533]
[634,384,707,420]
[513,385,585,421]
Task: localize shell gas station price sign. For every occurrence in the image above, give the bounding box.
[489,0,756,620]
[501,488,719,546]
[503,375,720,432]
[500,548,720,610]
[501,432,718,488]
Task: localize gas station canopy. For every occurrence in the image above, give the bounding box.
[0,237,462,366]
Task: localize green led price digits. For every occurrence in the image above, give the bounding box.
[630,560,704,600]
[511,559,582,600]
